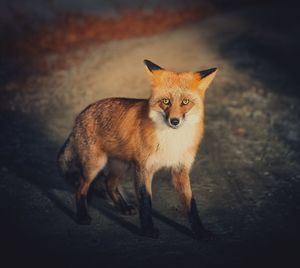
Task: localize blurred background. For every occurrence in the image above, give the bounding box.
[0,0,299,267]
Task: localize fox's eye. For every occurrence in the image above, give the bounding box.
[182,99,189,105]
[162,98,170,105]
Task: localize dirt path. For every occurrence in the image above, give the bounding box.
[0,2,299,267]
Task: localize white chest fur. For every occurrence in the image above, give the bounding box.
[146,111,201,171]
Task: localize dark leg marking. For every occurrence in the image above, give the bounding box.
[113,189,136,215]
[138,185,159,238]
[189,198,214,240]
[105,176,136,215]
[76,194,91,225]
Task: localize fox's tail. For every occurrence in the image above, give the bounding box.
[57,135,80,188]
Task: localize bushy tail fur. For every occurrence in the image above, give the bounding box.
[57,135,80,188]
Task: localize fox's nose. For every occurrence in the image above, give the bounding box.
[170,118,180,126]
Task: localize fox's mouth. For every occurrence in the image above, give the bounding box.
[168,124,180,129]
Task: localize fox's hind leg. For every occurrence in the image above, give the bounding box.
[105,159,136,215]
[76,152,107,225]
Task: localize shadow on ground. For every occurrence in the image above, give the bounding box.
[0,111,199,267]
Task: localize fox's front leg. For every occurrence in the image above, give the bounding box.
[135,166,159,238]
[172,167,214,240]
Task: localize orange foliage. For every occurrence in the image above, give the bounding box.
[16,7,215,55]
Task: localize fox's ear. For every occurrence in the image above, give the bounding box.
[144,59,164,75]
[196,67,217,91]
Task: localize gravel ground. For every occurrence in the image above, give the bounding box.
[0,2,299,267]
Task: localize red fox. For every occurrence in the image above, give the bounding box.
[57,60,217,239]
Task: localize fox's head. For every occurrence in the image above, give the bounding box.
[144,59,217,129]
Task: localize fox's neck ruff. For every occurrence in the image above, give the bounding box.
[146,109,202,171]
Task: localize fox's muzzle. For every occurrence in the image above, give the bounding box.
[168,117,181,129]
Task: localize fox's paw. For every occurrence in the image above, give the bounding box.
[193,228,216,241]
[142,227,160,239]
[76,214,92,225]
[121,204,137,216]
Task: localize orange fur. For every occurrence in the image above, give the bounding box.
[57,60,217,238]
